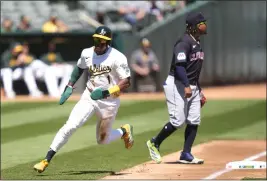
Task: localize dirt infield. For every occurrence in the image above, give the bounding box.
[1,83,266,103]
[103,140,266,180]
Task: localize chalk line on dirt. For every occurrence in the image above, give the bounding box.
[202,151,267,180]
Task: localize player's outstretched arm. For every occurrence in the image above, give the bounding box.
[59,65,84,105]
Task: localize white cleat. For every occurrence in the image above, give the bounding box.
[177,152,204,164]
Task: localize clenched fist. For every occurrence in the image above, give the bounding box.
[184,86,192,98]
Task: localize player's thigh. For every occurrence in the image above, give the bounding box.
[49,65,64,78]
[163,76,187,128]
[53,64,73,77]
[29,59,48,79]
[12,68,23,80]
[66,89,97,128]
[63,64,74,74]
[29,59,48,71]
[186,88,201,125]
[1,68,12,77]
[66,99,96,129]
[95,100,120,139]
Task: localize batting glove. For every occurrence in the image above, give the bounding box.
[90,88,110,100]
[59,85,73,105]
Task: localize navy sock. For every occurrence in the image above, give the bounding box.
[45,148,56,162]
[183,124,198,153]
[152,122,177,148]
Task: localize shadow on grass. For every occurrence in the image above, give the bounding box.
[60,170,129,176]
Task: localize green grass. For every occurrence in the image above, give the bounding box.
[1,99,266,180]
[217,120,266,140]
[1,100,165,143]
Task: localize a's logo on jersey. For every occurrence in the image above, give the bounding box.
[100,29,106,35]
[89,64,111,77]
[177,52,186,61]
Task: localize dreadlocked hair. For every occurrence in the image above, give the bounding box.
[186,24,198,34]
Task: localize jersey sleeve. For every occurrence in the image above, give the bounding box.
[174,41,191,64]
[114,55,131,80]
[77,49,87,69]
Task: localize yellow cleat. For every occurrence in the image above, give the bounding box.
[121,124,134,149]
[33,160,49,173]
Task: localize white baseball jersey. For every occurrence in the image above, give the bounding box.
[77,46,131,91]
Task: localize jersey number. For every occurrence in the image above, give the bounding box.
[107,75,111,84]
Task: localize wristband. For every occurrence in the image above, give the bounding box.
[108,85,120,94]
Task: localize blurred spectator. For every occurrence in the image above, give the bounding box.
[1,43,16,98]
[130,38,160,92]
[40,42,73,95]
[21,42,61,98]
[1,43,44,98]
[16,15,32,32]
[42,14,69,33]
[185,0,197,6]
[149,0,164,21]
[19,42,36,65]
[167,0,186,13]
[1,18,16,33]
[118,1,150,26]
[96,11,105,25]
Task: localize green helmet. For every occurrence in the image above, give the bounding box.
[92,26,112,41]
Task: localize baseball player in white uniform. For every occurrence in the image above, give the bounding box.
[33,26,134,173]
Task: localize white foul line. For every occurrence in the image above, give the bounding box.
[202,151,267,180]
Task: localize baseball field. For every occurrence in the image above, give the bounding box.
[1,83,266,180]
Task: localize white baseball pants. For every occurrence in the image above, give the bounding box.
[27,60,74,98]
[50,88,123,152]
[1,68,15,98]
[49,64,74,94]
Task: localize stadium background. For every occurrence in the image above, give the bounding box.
[1,1,266,180]
[1,1,266,94]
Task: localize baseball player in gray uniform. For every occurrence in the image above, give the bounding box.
[146,12,207,164]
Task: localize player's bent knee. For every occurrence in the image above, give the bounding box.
[97,129,109,145]
[186,119,201,125]
[96,134,108,145]
[169,114,186,128]
[169,119,185,128]
[65,64,74,74]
